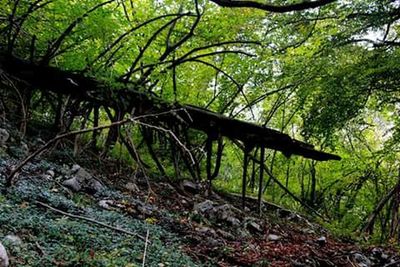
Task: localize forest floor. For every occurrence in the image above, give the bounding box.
[0,124,399,267]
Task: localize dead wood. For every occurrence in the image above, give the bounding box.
[0,54,341,163]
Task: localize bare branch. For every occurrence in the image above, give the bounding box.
[121,14,187,82]
[86,13,189,70]
[35,201,147,241]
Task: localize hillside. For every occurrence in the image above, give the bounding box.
[0,124,399,267]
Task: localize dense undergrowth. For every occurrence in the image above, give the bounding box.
[0,156,199,267]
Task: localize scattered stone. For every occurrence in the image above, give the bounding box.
[71,164,81,173]
[301,228,315,234]
[46,170,55,178]
[125,182,139,192]
[291,260,306,267]
[216,229,235,240]
[87,179,104,193]
[247,221,263,233]
[71,165,92,180]
[194,200,214,214]
[267,234,281,241]
[353,252,372,267]
[195,226,216,236]
[205,237,220,247]
[317,236,327,246]
[214,204,240,221]
[136,203,155,216]
[98,200,114,210]
[3,235,22,246]
[0,242,9,267]
[63,165,104,193]
[181,180,200,194]
[226,216,241,227]
[20,142,29,157]
[62,177,82,192]
[0,129,9,146]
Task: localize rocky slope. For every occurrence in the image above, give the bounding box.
[0,125,399,267]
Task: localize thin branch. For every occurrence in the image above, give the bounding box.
[187,59,255,119]
[137,121,196,165]
[126,41,257,75]
[121,14,187,82]
[35,200,147,241]
[41,0,116,64]
[6,109,188,185]
[142,229,150,267]
[87,13,188,69]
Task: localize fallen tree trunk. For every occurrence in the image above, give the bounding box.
[0,53,340,161]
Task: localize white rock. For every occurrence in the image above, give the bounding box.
[194,200,214,213]
[0,242,9,267]
[353,253,372,267]
[88,179,104,192]
[0,129,9,146]
[20,142,29,157]
[4,235,22,246]
[71,164,81,173]
[226,216,241,227]
[267,234,281,241]
[46,170,55,177]
[98,200,114,210]
[62,177,82,192]
[247,221,263,232]
[125,182,139,192]
[181,180,200,194]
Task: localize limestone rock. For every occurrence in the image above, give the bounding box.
[20,142,29,157]
[267,234,281,241]
[226,216,241,227]
[353,253,371,267]
[214,204,239,221]
[247,221,263,233]
[63,165,104,193]
[98,200,114,210]
[87,179,104,193]
[195,226,216,236]
[194,200,214,214]
[63,177,82,192]
[0,242,9,267]
[181,180,200,194]
[71,165,92,181]
[4,235,22,246]
[46,170,55,178]
[0,129,9,146]
[125,182,139,192]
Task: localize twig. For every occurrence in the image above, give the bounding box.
[6,117,133,186]
[6,109,188,186]
[136,121,195,165]
[35,200,148,241]
[35,241,46,256]
[142,229,150,267]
